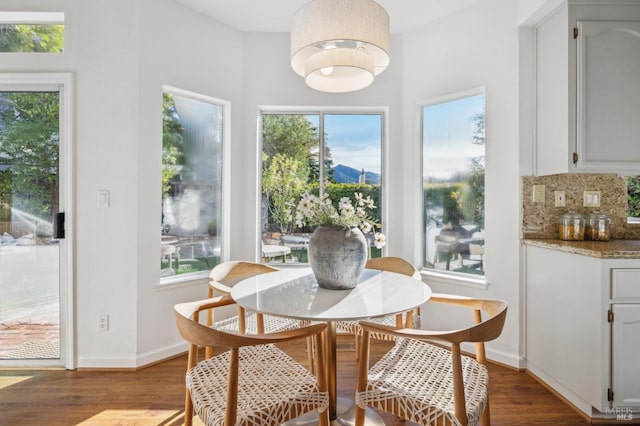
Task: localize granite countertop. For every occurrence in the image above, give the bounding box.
[522,239,640,259]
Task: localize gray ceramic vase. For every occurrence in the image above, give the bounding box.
[308,224,368,290]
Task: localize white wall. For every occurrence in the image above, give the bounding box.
[402,0,522,366]
[134,0,245,365]
[1,0,525,367]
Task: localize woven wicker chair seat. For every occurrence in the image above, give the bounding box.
[212,311,309,334]
[355,338,488,426]
[336,315,400,341]
[187,343,328,426]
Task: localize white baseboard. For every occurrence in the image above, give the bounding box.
[77,341,188,369]
[136,341,188,368]
[526,360,592,417]
[460,342,523,369]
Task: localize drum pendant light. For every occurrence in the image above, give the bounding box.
[290,0,390,93]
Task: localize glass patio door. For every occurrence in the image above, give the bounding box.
[0,75,72,368]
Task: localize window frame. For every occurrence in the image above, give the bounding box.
[418,87,487,287]
[159,85,231,286]
[257,106,388,264]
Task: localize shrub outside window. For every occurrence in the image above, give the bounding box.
[422,90,486,277]
[161,88,225,279]
[260,111,383,264]
[628,176,640,223]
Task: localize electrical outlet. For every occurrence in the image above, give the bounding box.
[583,190,601,207]
[532,185,545,203]
[97,314,109,332]
[554,190,566,207]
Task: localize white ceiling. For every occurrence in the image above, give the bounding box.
[174,0,482,34]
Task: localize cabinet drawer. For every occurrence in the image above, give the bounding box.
[612,269,640,299]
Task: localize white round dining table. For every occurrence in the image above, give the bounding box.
[231,267,431,425]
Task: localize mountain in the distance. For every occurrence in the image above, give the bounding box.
[332,164,381,184]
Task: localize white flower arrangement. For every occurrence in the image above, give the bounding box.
[288,191,386,248]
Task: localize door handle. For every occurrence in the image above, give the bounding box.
[54,212,65,239]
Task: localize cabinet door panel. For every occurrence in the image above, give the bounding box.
[577,20,640,172]
[612,304,640,408]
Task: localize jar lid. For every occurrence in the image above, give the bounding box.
[560,211,585,220]
[587,211,610,219]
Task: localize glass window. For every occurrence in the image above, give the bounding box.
[260,111,383,264]
[0,12,64,53]
[422,90,485,277]
[628,176,640,224]
[161,88,225,279]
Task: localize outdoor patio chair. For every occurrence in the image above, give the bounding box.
[355,295,508,426]
[174,296,329,426]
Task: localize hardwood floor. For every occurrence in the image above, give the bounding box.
[0,336,623,425]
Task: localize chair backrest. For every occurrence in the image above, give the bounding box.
[358,295,507,426]
[174,296,328,426]
[174,295,326,350]
[365,256,421,279]
[427,294,507,346]
[209,261,278,294]
[365,257,422,327]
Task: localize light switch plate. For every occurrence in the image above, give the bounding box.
[532,185,545,203]
[583,190,601,207]
[554,190,566,207]
[98,190,110,207]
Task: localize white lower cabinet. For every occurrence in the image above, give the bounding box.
[611,269,640,411]
[611,304,640,409]
[526,245,640,418]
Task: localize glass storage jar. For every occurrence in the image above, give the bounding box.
[585,212,611,241]
[558,212,585,241]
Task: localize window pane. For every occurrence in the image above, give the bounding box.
[324,114,383,258]
[628,176,640,223]
[0,24,64,53]
[161,91,223,278]
[261,112,384,264]
[0,91,61,360]
[422,92,485,276]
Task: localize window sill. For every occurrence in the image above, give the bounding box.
[158,271,209,290]
[420,269,488,290]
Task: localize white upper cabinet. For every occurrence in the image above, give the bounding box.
[577,20,640,173]
[534,2,640,175]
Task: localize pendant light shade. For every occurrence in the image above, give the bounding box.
[290,0,390,93]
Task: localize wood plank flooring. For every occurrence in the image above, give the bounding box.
[0,336,627,425]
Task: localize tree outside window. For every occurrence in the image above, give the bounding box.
[0,91,60,238]
[0,23,63,53]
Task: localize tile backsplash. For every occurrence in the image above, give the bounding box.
[522,174,640,240]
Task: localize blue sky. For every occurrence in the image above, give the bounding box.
[309,93,484,179]
[422,93,485,180]
[304,95,484,180]
[322,114,382,175]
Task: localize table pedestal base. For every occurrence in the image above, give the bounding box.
[283,396,385,426]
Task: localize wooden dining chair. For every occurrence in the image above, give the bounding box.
[355,295,508,426]
[205,261,313,368]
[175,295,330,426]
[335,256,423,356]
